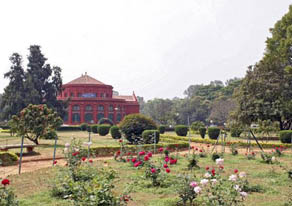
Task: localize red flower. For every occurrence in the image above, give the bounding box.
[151,168,156,173]
[165,157,170,162]
[211,169,215,176]
[1,179,9,186]
[191,146,194,149]
[89,160,93,163]
[175,144,179,148]
[195,148,198,151]
[147,152,153,157]
[134,162,140,167]
[199,149,203,153]
[170,159,176,165]
[72,151,80,156]
[82,157,86,161]
[139,151,146,156]
[206,166,210,171]
[159,148,164,152]
[119,139,123,143]
[234,169,238,174]
[117,150,121,155]
[165,168,171,173]
[127,158,130,162]
[163,164,168,168]
[252,152,255,155]
[219,165,224,170]
[131,158,137,163]
[144,156,149,161]
[207,144,210,148]
[127,152,131,156]
[53,160,57,165]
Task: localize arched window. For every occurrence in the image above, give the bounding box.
[84,113,93,123]
[108,113,114,121]
[116,113,122,122]
[72,113,80,123]
[85,105,92,111]
[98,105,104,111]
[97,113,104,121]
[72,105,80,111]
[109,105,114,112]
[63,112,68,123]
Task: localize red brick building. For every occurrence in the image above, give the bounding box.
[57,73,139,125]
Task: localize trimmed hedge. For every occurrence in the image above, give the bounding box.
[110,126,121,139]
[57,126,81,131]
[80,123,88,131]
[142,130,160,144]
[0,152,18,166]
[208,127,220,140]
[91,125,99,134]
[199,127,206,139]
[175,125,188,136]
[158,125,166,134]
[231,128,243,137]
[280,130,292,144]
[98,124,111,136]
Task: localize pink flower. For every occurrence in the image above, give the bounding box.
[165,157,170,162]
[159,148,164,152]
[190,181,198,188]
[151,168,156,173]
[131,158,137,163]
[144,156,149,161]
[127,158,130,162]
[147,152,153,157]
[165,168,170,173]
[170,159,176,165]
[139,151,146,156]
[194,186,201,194]
[163,164,168,168]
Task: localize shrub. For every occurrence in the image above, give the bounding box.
[280,130,292,144]
[0,179,19,206]
[119,114,157,144]
[0,152,18,166]
[86,125,92,132]
[43,129,57,140]
[57,126,81,131]
[231,128,243,137]
[175,125,188,136]
[98,118,114,126]
[110,126,121,139]
[91,125,99,134]
[98,124,111,136]
[142,130,160,144]
[80,123,88,131]
[199,127,206,139]
[191,121,205,131]
[158,125,166,134]
[208,127,220,140]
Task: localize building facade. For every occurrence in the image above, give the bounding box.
[57,73,139,125]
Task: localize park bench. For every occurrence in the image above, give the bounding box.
[0,144,37,153]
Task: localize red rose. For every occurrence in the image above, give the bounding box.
[151,168,156,173]
[195,148,198,151]
[144,156,149,161]
[159,148,164,152]
[139,151,145,156]
[234,169,238,174]
[127,158,130,162]
[82,157,86,161]
[131,158,137,163]
[163,164,168,168]
[117,150,121,155]
[72,151,80,156]
[191,146,194,149]
[147,152,153,157]
[1,179,9,186]
[252,152,255,155]
[119,139,123,143]
[89,160,93,163]
[206,166,210,171]
[165,157,170,162]
[199,149,203,153]
[165,168,171,173]
[53,160,57,165]
[211,169,215,176]
[127,152,131,156]
[134,162,140,167]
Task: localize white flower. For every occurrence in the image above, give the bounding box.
[204,172,211,178]
[234,185,240,191]
[194,186,202,194]
[65,143,70,147]
[271,156,276,162]
[200,179,209,186]
[239,172,246,178]
[216,158,224,165]
[74,148,79,152]
[64,148,68,152]
[190,181,198,188]
[240,191,248,198]
[229,174,237,182]
[211,179,217,185]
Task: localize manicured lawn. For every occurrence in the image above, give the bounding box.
[7,150,292,206]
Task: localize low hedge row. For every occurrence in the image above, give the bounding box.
[57,126,81,131]
[0,129,11,133]
[0,152,18,166]
[161,134,292,149]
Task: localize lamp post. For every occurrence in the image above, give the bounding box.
[87,120,94,160]
[187,114,191,156]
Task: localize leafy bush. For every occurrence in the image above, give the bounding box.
[280,130,292,144]
[98,124,111,136]
[0,179,19,206]
[142,130,160,144]
[231,128,243,137]
[175,125,188,136]
[110,126,121,139]
[57,126,81,131]
[91,125,99,134]
[0,152,18,166]
[80,123,88,131]
[191,121,205,131]
[199,128,206,139]
[119,114,157,144]
[208,127,220,140]
[43,129,57,140]
[158,125,166,134]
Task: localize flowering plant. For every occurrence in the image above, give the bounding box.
[272,145,285,157]
[0,178,18,206]
[245,151,256,160]
[231,144,239,155]
[261,153,276,164]
[176,174,198,205]
[187,154,200,171]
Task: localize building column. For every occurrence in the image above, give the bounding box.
[104,103,108,119]
[80,103,84,123]
[93,103,97,123]
[68,104,72,125]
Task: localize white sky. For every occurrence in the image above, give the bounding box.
[0,0,291,100]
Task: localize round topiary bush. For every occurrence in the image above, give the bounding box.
[98,118,114,126]
[98,124,111,136]
[175,125,188,136]
[199,127,206,139]
[110,126,121,139]
[119,114,157,144]
[80,123,88,131]
[142,130,160,144]
[0,152,18,166]
[230,128,243,137]
[86,125,92,132]
[158,125,166,134]
[280,130,292,143]
[208,127,220,140]
[91,125,99,134]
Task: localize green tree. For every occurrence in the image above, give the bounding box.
[9,104,63,144]
[235,6,292,130]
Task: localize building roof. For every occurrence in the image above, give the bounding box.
[65,73,105,85]
[113,95,136,102]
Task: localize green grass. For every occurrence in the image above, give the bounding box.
[5,149,292,206]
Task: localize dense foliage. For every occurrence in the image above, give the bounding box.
[9,104,62,144]
[175,125,188,136]
[158,125,166,134]
[110,126,121,139]
[199,127,206,139]
[141,130,160,144]
[80,123,88,131]
[280,130,292,144]
[91,124,99,134]
[98,124,111,136]
[208,127,220,140]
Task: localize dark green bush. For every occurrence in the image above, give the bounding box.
[119,114,157,144]
[191,121,205,131]
[110,126,121,139]
[158,125,166,134]
[44,129,57,139]
[0,152,18,166]
[91,125,99,134]
[208,127,220,140]
[175,125,188,136]
[86,125,92,132]
[80,123,88,131]
[98,124,111,136]
[57,126,81,131]
[199,127,206,139]
[142,130,160,144]
[231,128,243,137]
[280,130,292,144]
